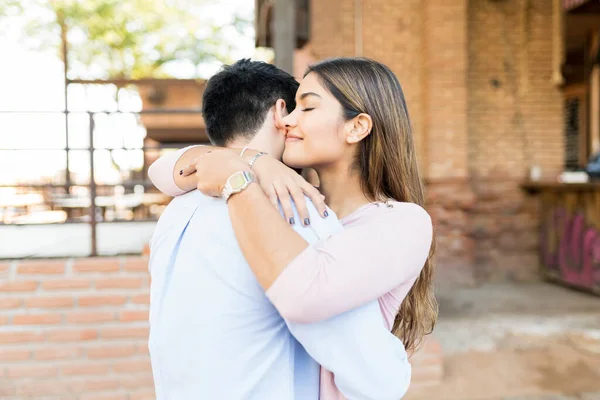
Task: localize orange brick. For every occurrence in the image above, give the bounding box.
[101,327,149,339]
[46,329,98,342]
[0,315,8,324]
[123,257,150,272]
[73,257,120,273]
[17,260,65,274]
[0,281,37,292]
[66,311,114,324]
[81,395,129,400]
[131,293,150,305]
[84,378,120,391]
[42,278,91,290]
[25,296,74,308]
[13,313,62,325]
[35,346,82,360]
[0,331,44,344]
[78,295,127,307]
[0,298,21,309]
[130,389,156,400]
[95,277,143,289]
[0,263,10,274]
[7,365,59,378]
[16,380,71,396]
[119,374,155,389]
[118,310,149,322]
[113,359,152,373]
[137,343,150,355]
[62,363,111,376]
[0,349,31,362]
[87,344,137,359]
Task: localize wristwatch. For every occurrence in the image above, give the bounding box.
[221,170,256,202]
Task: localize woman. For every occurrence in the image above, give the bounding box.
[150,57,436,398]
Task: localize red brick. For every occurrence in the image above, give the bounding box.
[35,346,82,360]
[119,310,149,322]
[78,295,127,307]
[84,378,120,391]
[17,260,65,275]
[7,365,59,378]
[0,298,21,309]
[0,280,37,292]
[42,278,91,290]
[81,395,129,400]
[0,349,31,362]
[130,389,156,400]
[87,344,137,359]
[73,257,120,273]
[62,363,111,376]
[66,311,115,324]
[0,382,16,397]
[25,296,74,308]
[113,359,152,373]
[137,343,150,355]
[119,374,155,389]
[0,263,10,274]
[131,293,150,305]
[95,277,143,289]
[16,380,71,396]
[123,257,150,272]
[0,331,44,344]
[46,329,98,342]
[13,313,62,325]
[101,327,149,339]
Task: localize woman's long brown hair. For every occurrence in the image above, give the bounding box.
[306,58,437,353]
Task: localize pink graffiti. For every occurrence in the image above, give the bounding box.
[540,208,600,290]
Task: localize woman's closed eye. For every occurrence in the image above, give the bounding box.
[301,107,315,112]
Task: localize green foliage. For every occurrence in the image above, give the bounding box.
[3,0,253,79]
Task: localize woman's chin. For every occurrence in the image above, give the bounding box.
[282,151,309,169]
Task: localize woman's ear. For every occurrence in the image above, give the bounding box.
[346,113,372,144]
[274,99,288,129]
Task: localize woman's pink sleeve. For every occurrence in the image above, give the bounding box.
[147,145,202,197]
[265,203,433,323]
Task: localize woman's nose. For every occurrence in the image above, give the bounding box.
[282,109,298,127]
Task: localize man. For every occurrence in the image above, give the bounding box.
[148,59,410,399]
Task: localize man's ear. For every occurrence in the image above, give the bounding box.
[274,99,287,129]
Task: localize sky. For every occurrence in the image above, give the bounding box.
[0,0,257,187]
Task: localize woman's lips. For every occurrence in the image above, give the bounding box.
[285,137,303,142]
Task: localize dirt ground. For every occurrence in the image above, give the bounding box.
[406,282,600,400]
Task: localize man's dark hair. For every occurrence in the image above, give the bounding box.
[201,59,299,146]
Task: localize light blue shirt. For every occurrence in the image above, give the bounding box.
[149,190,410,400]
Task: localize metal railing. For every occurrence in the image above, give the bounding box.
[0,107,203,256]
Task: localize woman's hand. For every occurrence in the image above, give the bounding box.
[251,155,327,225]
[189,150,327,225]
[191,148,249,197]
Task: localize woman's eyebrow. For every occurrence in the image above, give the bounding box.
[298,92,322,101]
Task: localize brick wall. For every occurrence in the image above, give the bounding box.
[308,0,563,283]
[0,257,154,400]
[1,256,443,398]
[466,0,563,281]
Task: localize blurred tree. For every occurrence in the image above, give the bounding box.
[1,0,253,79]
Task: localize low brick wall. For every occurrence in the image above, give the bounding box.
[0,257,154,399]
[0,256,444,399]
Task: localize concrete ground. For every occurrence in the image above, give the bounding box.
[406,281,600,400]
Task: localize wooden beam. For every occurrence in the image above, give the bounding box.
[273,0,295,74]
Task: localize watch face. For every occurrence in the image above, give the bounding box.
[229,173,247,190]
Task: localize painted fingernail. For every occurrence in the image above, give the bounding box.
[179,169,184,175]
[323,211,329,218]
[289,217,295,225]
[304,218,310,226]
